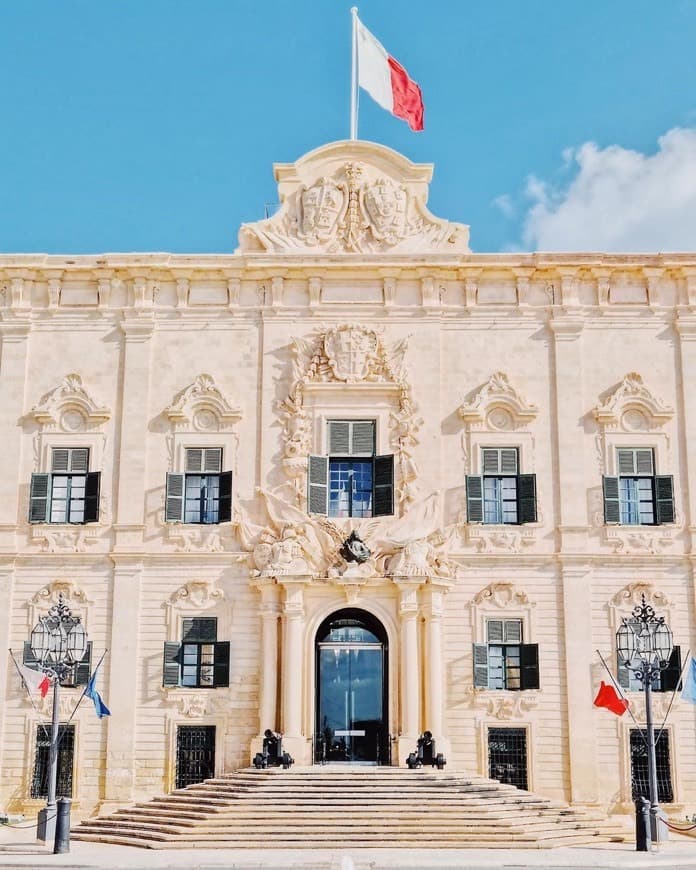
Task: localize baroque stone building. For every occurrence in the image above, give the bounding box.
[1,139,695,819]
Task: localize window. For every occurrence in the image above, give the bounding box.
[618,646,681,693]
[466,448,537,525]
[22,640,92,689]
[603,448,674,526]
[162,618,230,689]
[29,448,101,525]
[308,420,394,518]
[176,725,216,789]
[630,729,673,803]
[488,728,528,790]
[31,724,74,799]
[165,448,232,524]
[473,619,539,691]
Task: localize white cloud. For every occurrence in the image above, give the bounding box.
[492,193,516,219]
[520,127,696,251]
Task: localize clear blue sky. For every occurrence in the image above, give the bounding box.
[2,1,696,253]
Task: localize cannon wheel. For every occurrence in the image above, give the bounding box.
[436,753,445,770]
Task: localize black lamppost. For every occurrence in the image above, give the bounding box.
[29,593,87,842]
[616,594,673,844]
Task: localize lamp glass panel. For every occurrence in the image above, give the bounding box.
[617,622,636,665]
[30,621,50,661]
[654,623,673,662]
[66,621,87,663]
[45,623,68,663]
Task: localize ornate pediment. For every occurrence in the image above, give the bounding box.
[29,373,110,432]
[594,373,673,430]
[458,372,538,430]
[238,141,469,255]
[165,374,241,432]
[168,578,225,611]
[471,582,532,609]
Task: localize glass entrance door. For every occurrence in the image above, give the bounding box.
[315,610,387,764]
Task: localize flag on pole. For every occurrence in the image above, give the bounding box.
[593,681,629,716]
[17,663,51,699]
[681,657,696,704]
[85,669,111,719]
[355,15,424,131]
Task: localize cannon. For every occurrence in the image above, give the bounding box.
[253,729,294,770]
[406,731,446,770]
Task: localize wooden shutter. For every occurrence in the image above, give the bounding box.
[486,620,504,643]
[165,473,185,522]
[162,642,181,687]
[218,471,232,523]
[351,421,375,456]
[500,449,518,475]
[617,449,637,476]
[617,651,631,691]
[482,448,518,475]
[29,473,51,523]
[213,642,230,688]
[519,644,540,690]
[69,449,89,473]
[517,475,537,524]
[185,449,203,472]
[504,619,523,644]
[603,476,621,524]
[23,640,40,668]
[51,449,70,473]
[182,618,217,643]
[660,646,682,692]
[328,421,351,455]
[466,476,484,523]
[655,476,675,525]
[373,454,394,517]
[635,449,654,476]
[83,472,101,523]
[308,455,328,515]
[74,642,92,686]
[473,643,489,688]
[482,449,501,474]
[203,449,222,473]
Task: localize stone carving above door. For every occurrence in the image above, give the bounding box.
[238,140,470,255]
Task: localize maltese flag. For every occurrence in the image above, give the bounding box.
[18,664,50,699]
[356,16,424,131]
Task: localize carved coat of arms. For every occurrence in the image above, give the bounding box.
[297,178,347,245]
[361,178,409,245]
[324,326,379,383]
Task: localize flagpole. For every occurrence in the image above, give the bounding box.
[350,7,358,140]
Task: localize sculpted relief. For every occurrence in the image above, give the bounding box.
[238,141,469,255]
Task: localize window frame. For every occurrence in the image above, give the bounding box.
[162,617,229,689]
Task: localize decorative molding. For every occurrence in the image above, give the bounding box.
[594,373,673,431]
[464,526,537,554]
[278,325,422,509]
[458,372,538,430]
[165,374,242,432]
[610,582,672,610]
[167,578,225,611]
[29,373,110,432]
[31,578,92,608]
[238,141,470,255]
[161,689,223,719]
[31,526,99,554]
[602,526,675,555]
[471,582,533,609]
[469,688,540,720]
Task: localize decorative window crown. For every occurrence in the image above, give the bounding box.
[594,373,673,431]
[458,372,538,430]
[165,374,241,432]
[29,374,110,432]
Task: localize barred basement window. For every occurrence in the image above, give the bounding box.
[466,448,537,525]
[308,420,394,518]
[176,725,216,789]
[630,729,673,803]
[31,724,74,799]
[162,618,230,688]
[29,448,101,525]
[165,448,232,524]
[488,727,528,790]
[473,619,539,691]
[603,448,674,526]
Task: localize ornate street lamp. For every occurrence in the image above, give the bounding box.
[29,593,88,842]
[616,594,673,843]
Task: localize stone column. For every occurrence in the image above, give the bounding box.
[99,558,142,812]
[0,318,31,548]
[113,313,154,552]
[550,314,598,805]
[251,579,280,759]
[422,582,449,755]
[0,560,16,783]
[279,578,307,763]
[395,579,421,761]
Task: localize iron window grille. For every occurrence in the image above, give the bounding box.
[488,727,528,790]
[466,448,537,525]
[308,420,394,518]
[31,724,74,799]
[175,725,216,789]
[473,619,539,691]
[162,618,230,689]
[165,448,232,524]
[29,448,100,525]
[22,640,92,688]
[630,729,673,803]
[603,448,674,526]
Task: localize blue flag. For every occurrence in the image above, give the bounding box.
[681,658,696,705]
[85,671,111,719]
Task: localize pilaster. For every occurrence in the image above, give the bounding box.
[251,579,281,757]
[279,577,307,763]
[421,582,449,757]
[395,578,421,761]
[675,315,696,550]
[0,560,16,783]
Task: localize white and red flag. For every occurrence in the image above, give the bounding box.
[17,663,50,699]
[355,14,424,132]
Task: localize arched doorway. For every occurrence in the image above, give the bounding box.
[315,608,388,764]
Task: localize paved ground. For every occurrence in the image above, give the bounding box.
[2,825,696,870]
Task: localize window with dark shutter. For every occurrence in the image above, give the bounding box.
[165,473,185,522]
[519,644,540,690]
[480,448,527,525]
[615,447,661,526]
[655,476,675,525]
[517,475,537,524]
[218,471,233,523]
[29,474,51,523]
[83,472,101,523]
[466,476,484,523]
[163,642,182,687]
[473,643,489,688]
[182,618,217,643]
[660,646,682,692]
[308,455,329,515]
[603,476,621,524]
[73,642,92,687]
[373,454,394,517]
[213,642,230,687]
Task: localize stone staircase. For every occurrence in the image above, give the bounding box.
[72,767,628,849]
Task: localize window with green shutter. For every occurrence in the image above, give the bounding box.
[162,618,230,688]
[603,448,674,526]
[467,448,536,525]
[165,448,232,524]
[28,448,100,525]
[473,619,539,691]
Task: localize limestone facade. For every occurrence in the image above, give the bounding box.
[1,140,696,818]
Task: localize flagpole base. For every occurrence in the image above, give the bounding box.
[36,803,56,842]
